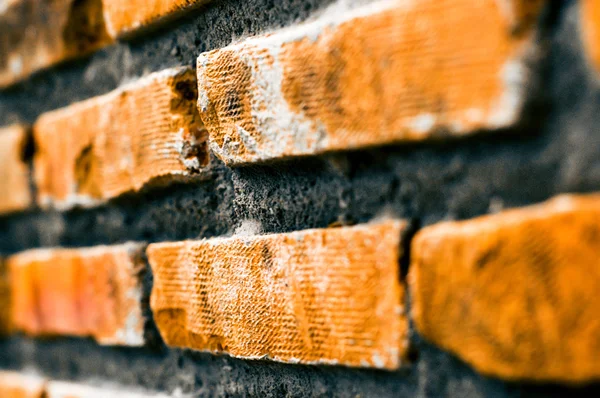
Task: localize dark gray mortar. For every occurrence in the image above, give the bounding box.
[2,0,600,396]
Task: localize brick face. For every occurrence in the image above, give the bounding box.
[0,0,112,87]
[409,194,600,383]
[580,0,600,72]
[8,243,146,346]
[0,371,46,398]
[147,221,407,369]
[102,0,210,37]
[0,259,11,335]
[33,67,207,209]
[196,0,545,165]
[0,125,32,214]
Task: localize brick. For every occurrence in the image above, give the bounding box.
[147,220,407,369]
[34,67,207,209]
[196,0,545,165]
[580,0,600,73]
[409,194,600,383]
[0,371,46,398]
[0,0,112,88]
[46,381,167,398]
[0,125,32,214]
[8,243,146,346]
[102,0,209,38]
[0,258,11,335]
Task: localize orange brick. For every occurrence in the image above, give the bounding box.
[46,381,168,398]
[409,194,600,383]
[0,258,11,335]
[8,243,146,346]
[147,221,407,369]
[102,0,210,38]
[580,0,600,73]
[0,125,32,214]
[196,0,545,165]
[0,371,46,398]
[34,67,207,209]
[0,0,112,88]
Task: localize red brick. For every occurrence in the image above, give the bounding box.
[410,194,600,383]
[102,0,210,38]
[580,0,600,73]
[0,258,11,335]
[147,221,407,369]
[196,0,546,165]
[34,67,207,209]
[0,125,32,214]
[0,0,112,87]
[0,371,46,398]
[9,243,146,346]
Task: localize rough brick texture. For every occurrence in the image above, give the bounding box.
[196,0,545,165]
[0,125,31,214]
[410,194,600,383]
[0,0,112,88]
[0,371,46,398]
[102,0,210,38]
[33,67,207,209]
[580,0,600,73]
[8,243,146,346]
[147,220,406,369]
[0,259,10,335]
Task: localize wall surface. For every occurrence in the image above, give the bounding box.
[2,0,600,396]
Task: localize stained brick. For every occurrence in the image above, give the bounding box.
[147,220,407,369]
[0,0,112,88]
[409,194,600,383]
[0,371,46,398]
[0,258,11,335]
[196,0,545,165]
[33,67,207,209]
[0,125,32,214]
[8,243,146,346]
[102,0,210,38]
[580,0,600,73]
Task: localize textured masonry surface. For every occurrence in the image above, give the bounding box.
[410,194,600,383]
[148,221,406,369]
[0,370,168,397]
[0,124,31,214]
[197,0,545,165]
[33,67,207,209]
[3,0,600,396]
[8,243,146,345]
[0,0,112,88]
[102,0,211,38]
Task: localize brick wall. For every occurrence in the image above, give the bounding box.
[2,0,600,396]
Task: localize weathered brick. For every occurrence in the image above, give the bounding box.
[46,381,167,398]
[102,0,209,38]
[409,194,600,383]
[147,220,407,369]
[580,0,600,73]
[0,371,46,398]
[8,243,146,346]
[0,0,112,88]
[0,125,32,214]
[0,258,11,335]
[34,67,207,209]
[196,0,545,165]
